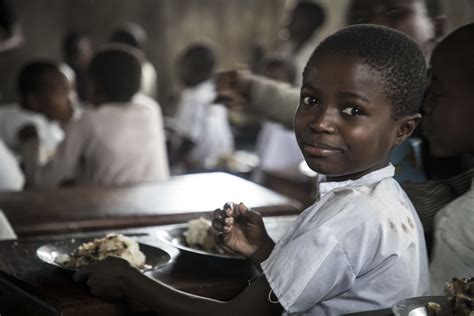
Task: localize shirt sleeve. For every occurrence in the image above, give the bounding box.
[261,225,356,314]
[248,74,300,129]
[21,114,91,188]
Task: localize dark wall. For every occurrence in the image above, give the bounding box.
[0,0,285,114]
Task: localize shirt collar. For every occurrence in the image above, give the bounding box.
[318,164,395,199]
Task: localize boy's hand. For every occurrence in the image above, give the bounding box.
[73,256,139,301]
[212,202,274,265]
[214,69,251,110]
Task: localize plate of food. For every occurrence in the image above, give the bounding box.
[156,217,244,259]
[155,215,297,260]
[392,278,473,316]
[37,233,172,272]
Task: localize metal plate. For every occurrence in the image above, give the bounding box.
[155,215,297,260]
[392,296,446,316]
[36,238,172,272]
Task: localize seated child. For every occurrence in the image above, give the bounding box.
[73,25,429,315]
[0,61,73,160]
[20,45,169,188]
[422,23,474,294]
[169,43,234,172]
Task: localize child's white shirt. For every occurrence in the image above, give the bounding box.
[261,164,430,315]
[174,80,234,167]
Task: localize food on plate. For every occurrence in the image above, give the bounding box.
[54,233,146,269]
[185,217,233,255]
[426,277,473,316]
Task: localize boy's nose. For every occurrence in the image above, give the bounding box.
[309,109,337,134]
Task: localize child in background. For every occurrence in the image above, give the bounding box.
[169,43,234,172]
[421,23,474,294]
[74,25,429,315]
[20,45,169,188]
[62,31,93,103]
[252,56,304,183]
[109,22,158,100]
[0,61,73,161]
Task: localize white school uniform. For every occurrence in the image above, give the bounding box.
[261,165,430,315]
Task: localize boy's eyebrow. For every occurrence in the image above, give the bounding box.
[337,91,370,103]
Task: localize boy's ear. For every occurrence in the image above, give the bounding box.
[394,113,422,146]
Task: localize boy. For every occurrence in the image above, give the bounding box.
[75,25,429,315]
[169,43,234,172]
[21,45,169,188]
[0,61,72,159]
[421,23,474,294]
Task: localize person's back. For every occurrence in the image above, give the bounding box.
[73,101,166,185]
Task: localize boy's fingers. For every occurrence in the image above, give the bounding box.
[213,208,224,220]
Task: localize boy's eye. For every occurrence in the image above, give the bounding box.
[302,96,320,106]
[341,105,363,117]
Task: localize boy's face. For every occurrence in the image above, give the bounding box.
[348,0,435,56]
[294,54,404,181]
[31,75,73,123]
[422,45,474,157]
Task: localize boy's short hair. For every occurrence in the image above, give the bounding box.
[304,24,427,120]
[17,60,64,96]
[180,43,216,78]
[89,45,142,102]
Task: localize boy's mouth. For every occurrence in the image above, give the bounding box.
[303,143,342,157]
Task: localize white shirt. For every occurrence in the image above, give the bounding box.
[261,165,430,315]
[0,139,24,191]
[22,101,169,188]
[430,177,474,294]
[174,80,234,167]
[0,104,64,158]
[255,120,304,172]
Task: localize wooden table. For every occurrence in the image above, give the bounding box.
[0,218,297,316]
[0,172,301,237]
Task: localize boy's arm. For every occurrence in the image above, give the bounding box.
[75,256,283,316]
[20,116,90,188]
[247,74,300,129]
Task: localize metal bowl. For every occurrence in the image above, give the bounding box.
[392,296,446,316]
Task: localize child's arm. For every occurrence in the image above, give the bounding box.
[74,256,283,315]
[212,202,275,266]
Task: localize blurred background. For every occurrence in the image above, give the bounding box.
[1,0,473,114]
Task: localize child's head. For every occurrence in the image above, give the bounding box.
[62,31,93,72]
[294,24,426,181]
[177,43,216,88]
[422,23,474,158]
[109,22,147,51]
[88,45,142,105]
[285,1,326,46]
[18,60,73,123]
[259,56,297,85]
[347,0,445,57]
